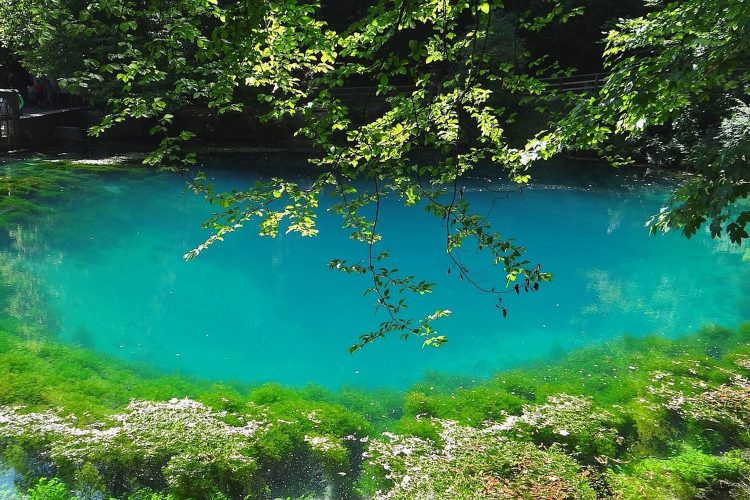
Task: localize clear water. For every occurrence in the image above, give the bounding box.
[11,157,750,389]
[0,464,18,500]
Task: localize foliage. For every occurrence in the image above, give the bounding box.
[0,0,85,77]
[557,0,750,246]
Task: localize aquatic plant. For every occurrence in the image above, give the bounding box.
[0,252,55,338]
[607,448,750,499]
[361,419,597,499]
[0,398,368,498]
[0,158,148,230]
[506,394,622,463]
[26,477,71,500]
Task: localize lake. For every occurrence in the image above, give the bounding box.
[8,155,749,389]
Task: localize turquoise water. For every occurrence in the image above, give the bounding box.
[12,157,750,389]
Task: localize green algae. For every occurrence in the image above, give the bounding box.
[0,157,148,229]
[3,317,750,498]
[362,421,598,499]
[606,448,750,499]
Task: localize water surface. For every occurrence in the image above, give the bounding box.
[11,157,750,388]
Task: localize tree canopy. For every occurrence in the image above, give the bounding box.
[557,0,750,245]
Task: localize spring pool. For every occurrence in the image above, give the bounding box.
[9,156,750,389]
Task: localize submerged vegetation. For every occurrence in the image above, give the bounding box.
[0,252,749,498]
[0,157,147,229]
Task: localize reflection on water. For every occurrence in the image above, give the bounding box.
[0,465,16,499]
[4,157,749,389]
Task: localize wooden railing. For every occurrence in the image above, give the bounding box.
[539,72,607,93]
[326,72,608,98]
